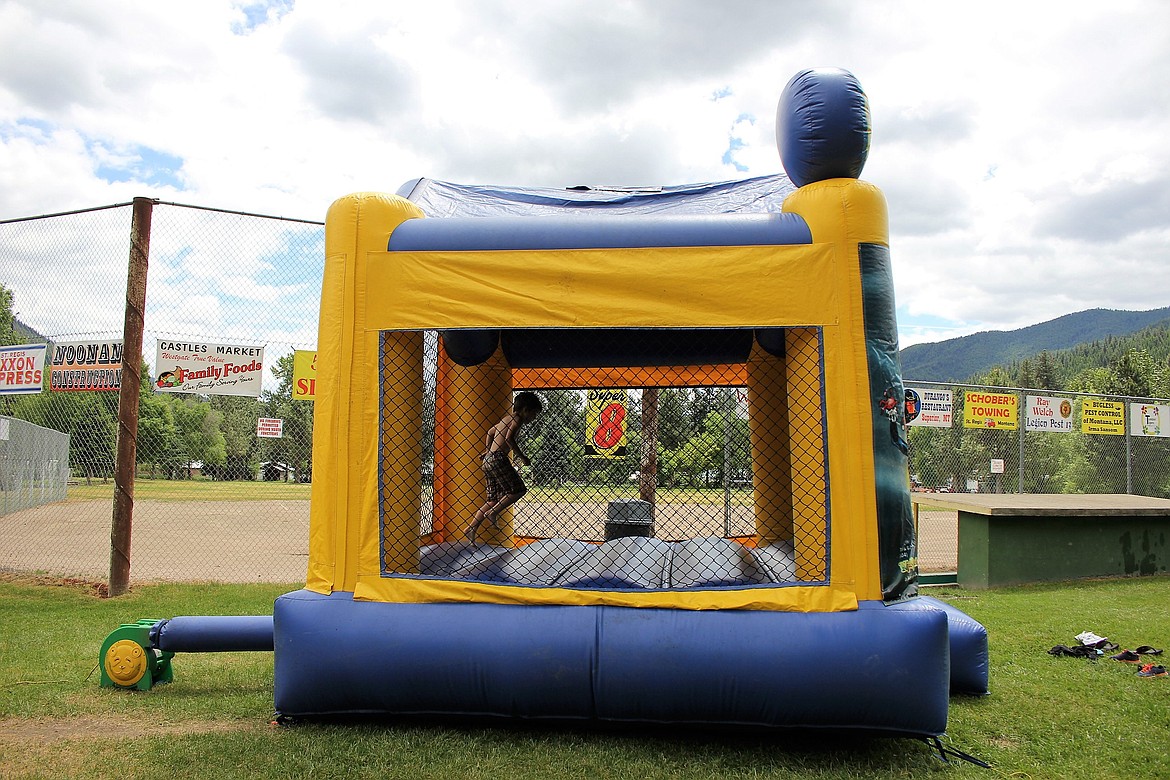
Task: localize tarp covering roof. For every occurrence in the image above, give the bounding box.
[395,172,797,218]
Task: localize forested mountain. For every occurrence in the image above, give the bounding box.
[900,307,1170,383]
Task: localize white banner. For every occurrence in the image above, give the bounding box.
[0,344,47,395]
[154,339,265,397]
[1025,395,1075,432]
[905,387,952,427]
[1131,403,1170,438]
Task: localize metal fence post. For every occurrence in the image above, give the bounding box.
[1018,391,1025,493]
[109,197,154,597]
[1125,400,1133,494]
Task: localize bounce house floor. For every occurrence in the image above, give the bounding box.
[420,536,798,588]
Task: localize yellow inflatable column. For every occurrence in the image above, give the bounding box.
[436,343,514,545]
[747,341,793,545]
[783,178,890,600]
[308,193,424,594]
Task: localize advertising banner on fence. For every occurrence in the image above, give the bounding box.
[962,390,1018,430]
[0,344,46,395]
[292,350,317,401]
[49,338,123,391]
[1081,398,1125,435]
[257,417,284,438]
[905,387,952,427]
[585,389,628,458]
[154,339,265,397]
[1131,403,1170,437]
[1025,395,1075,432]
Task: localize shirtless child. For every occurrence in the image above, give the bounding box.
[468,391,544,544]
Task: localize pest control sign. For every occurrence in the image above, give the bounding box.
[0,344,46,395]
[154,340,265,397]
[1081,398,1125,435]
[1025,395,1074,432]
[585,389,628,458]
[49,339,123,391]
[962,391,1018,430]
[905,387,952,428]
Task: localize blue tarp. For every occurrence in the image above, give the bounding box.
[396,172,797,217]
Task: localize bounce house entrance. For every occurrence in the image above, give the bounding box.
[376,326,829,589]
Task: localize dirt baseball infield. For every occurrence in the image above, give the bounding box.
[0,500,957,584]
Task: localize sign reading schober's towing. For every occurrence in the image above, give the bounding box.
[962,390,1019,430]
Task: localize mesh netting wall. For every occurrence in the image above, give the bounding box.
[378,328,829,589]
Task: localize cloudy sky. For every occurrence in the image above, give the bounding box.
[2,0,1169,349]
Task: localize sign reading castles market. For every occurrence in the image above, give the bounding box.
[49,339,123,391]
[153,339,265,397]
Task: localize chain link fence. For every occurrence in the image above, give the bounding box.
[0,415,70,514]
[3,201,1169,583]
[0,201,322,583]
[907,381,1170,573]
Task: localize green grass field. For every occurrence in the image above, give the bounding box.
[63,478,312,503]
[2,574,1168,779]
[62,479,745,505]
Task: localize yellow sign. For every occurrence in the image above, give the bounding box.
[1081,398,1125,435]
[585,389,628,458]
[292,350,317,401]
[962,391,1018,430]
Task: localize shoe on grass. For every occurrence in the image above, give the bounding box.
[1110,650,1143,663]
[1137,664,1167,678]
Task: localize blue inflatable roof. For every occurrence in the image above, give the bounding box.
[396,172,798,217]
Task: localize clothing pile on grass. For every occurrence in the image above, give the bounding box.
[1048,631,1166,677]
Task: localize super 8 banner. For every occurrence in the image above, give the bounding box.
[585,389,628,458]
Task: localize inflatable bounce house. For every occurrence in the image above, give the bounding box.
[100,68,988,739]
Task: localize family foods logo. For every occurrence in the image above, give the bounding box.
[154,340,265,398]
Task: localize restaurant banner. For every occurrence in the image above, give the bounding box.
[905,387,952,428]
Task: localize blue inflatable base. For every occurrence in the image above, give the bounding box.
[274,590,955,737]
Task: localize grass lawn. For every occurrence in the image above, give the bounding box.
[1,574,1168,779]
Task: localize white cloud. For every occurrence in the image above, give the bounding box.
[1,0,1169,352]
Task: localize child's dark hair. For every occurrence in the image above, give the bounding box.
[513,391,543,415]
